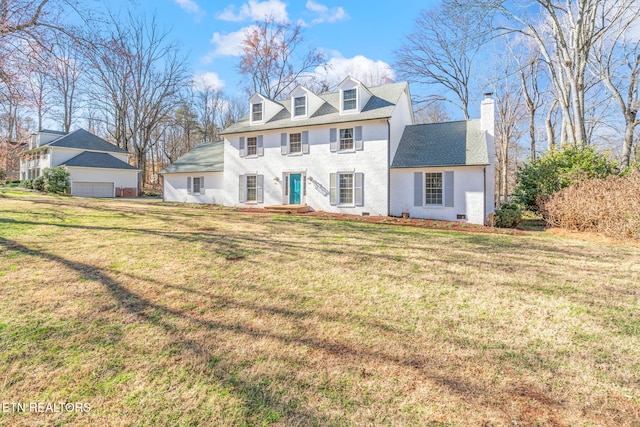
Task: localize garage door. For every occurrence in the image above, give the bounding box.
[72,182,115,198]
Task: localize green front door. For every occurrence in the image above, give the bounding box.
[289,174,301,204]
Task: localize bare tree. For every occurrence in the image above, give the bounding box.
[238,17,324,100]
[414,102,451,124]
[87,13,190,184]
[48,34,82,132]
[467,0,640,147]
[395,1,489,119]
[593,28,640,168]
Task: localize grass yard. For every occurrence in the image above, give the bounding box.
[0,190,639,426]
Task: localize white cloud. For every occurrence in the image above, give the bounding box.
[201,26,256,62]
[216,0,288,23]
[192,72,225,92]
[305,0,348,25]
[174,0,205,19]
[312,54,395,89]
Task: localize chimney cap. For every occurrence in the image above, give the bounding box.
[484,91,493,98]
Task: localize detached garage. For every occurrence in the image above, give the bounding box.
[61,152,139,198]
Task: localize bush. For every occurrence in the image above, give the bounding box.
[32,176,45,191]
[20,179,33,189]
[43,166,70,193]
[0,168,6,181]
[493,203,523,228]
[542,171,640,240]
[513,146,619,212]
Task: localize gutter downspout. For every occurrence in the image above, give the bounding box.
[387,119,391,216]
[483,166,487,226]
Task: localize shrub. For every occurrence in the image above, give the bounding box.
[493,203,523,228]
[0,168,6,181]
[513,146,619,212]
[542,171,640,240]
[20,179,33,189]
[43,166,70,193]
[32,176,45,192]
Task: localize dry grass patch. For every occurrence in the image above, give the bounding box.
[0,191,639,426]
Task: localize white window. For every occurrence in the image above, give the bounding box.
[330,172,364,206]
[193,177,202,194]
[187,176,204,195]
[425,173,443,205]
[239,174,263,203]
[289,133,301,153]
[343,89,357,111]
[339,173,354,204]
[246,175,257,202]
[294,96,306,117]
[252,103,263,122]
[247,137,257,156]
[339,128,353,150]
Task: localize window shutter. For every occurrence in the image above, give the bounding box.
[257,135,264,156]
[281,133,288,155]
[444,171,454,207]
[239,175,246,203]
[355,173,364,206]
[414,172,422,206]
[354,126,363,151]
[187,177,192,194]
[302,131,309,154]
[329,128,337,152]
[201,176,205,190]
[329,173,337,205]
[239,137,246,157]
[257,175,264,203]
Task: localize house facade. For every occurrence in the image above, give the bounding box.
[161,77,495,225]
[20,129,139,197]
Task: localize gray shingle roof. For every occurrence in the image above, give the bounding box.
[60,152,138,170]
[44,128,128,154]
[159,140,224,174]
[391,120,489,168]
[220,82,408,134]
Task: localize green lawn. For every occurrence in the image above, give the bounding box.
[1,190,639,426]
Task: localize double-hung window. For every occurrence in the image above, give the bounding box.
[246,175,257,202]
[187,176,204,195]
[289,133,302,153]
[339,128,354,150]
[294,96,306,117]
[246,137,257,156]
[329,172,364,206]
[239,174,263,203]
[343,89,356,111]
[251,103,263,122]
[425,172,443,205]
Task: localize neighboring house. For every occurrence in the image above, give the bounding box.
[1,140,28,180]
[20,128,139,198]
[161,77,495,224]
[160,140,224,204]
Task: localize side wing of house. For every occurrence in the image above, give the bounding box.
[390,115,495,225]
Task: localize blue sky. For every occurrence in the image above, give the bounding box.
[102,0,439,97]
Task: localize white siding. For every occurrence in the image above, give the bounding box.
[162,172,225,204]
[388,88,414,164]
[390,166,488,225]
[222,120,391,215]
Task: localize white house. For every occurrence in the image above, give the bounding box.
[20,128,139,197]
[161,77,495,225]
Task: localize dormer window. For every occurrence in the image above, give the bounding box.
[294,96,306,117]
[251,103,263,122]
[343,89,357,111]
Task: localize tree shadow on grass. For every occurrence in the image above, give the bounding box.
[0,236,569,425]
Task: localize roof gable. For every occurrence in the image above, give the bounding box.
[391,120,489,168]
[160,140,224,174]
